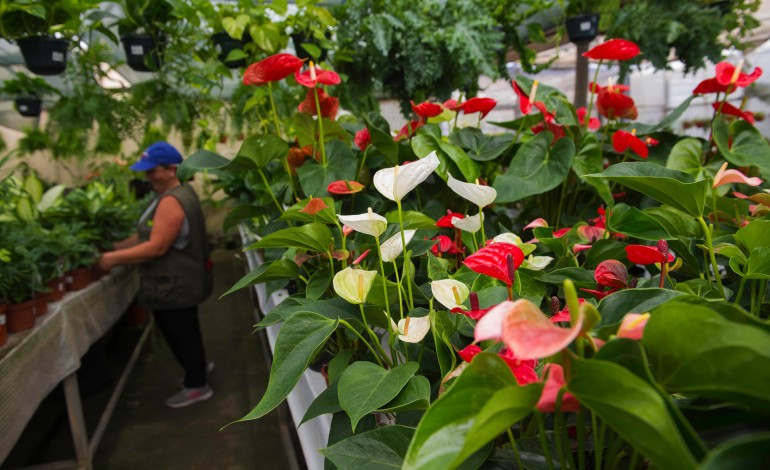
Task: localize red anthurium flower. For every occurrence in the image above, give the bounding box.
[443,98,460,110]
[512,80,554,122]
[549,298,585,323]
[452,292,491,320]
[294,62,341,88]
[458,345,538,385]
[713,102,755,124]
[298,88,338,119]
[287,147,307,170]
[593,83,638,120]
[327,180,365,195]
[458,97,497,118]
[532,121,565,142]
[411,100,444,119]
[536,364,580,413]
[299,197,329,215]
[437,210,465,228]
[595,259,628,288]
[354,128,371,151]
[582,39,640,61]
[394,120,423,141]
[430,235,462,255]
[577,107,601,130]
[612,129,648,158]
[464,242,525,286]
[553,227,571,238]
[625,244,675,264]
[715,61,763,88]
[243,53,304,86]
[475,299,584,361]
[577,224,605,243]
[693,77,731,95]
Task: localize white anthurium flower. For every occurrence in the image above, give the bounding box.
[452,213,482,233]
[381,229,417,262]
[431,279,470,310]
[522,255,554,270]
[337,208,388,238]
[447,172,497,207]
[333,267,378,304]
[373,151,440,202]
[397,316,431,343]
[493,232,536,256]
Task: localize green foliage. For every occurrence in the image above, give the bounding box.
[0,72,59,98]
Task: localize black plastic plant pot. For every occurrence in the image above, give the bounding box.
[17,37,69,75]
[14,97,42,117]
[566,13,600,44]
[211,32,246,69]
[121,33,164,72]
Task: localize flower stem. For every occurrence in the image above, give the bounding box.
[313,87,327,166]
[359,304,392,368]
[340,320,384,368]
[536,412,555,470]
[391,261,406,320]
[583,60,603,129]
[268,82,282,138]
[506,429,524,470]
[374,237,391,318]
[698,217,725,299]
[257,168,283,214]
[577,407,586,470]
[478,205,487,244]
[397,200,415,311]
[735,276,747,305]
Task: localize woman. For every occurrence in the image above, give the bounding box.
[97,142,214,408]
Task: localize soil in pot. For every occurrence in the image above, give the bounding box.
[42,276,66,302]
[7,299,36,333]
[33,293,48,317]
[17,36,69,75]
[0,305,7,347]
[66,268,92,291]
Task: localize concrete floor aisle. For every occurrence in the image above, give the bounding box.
[93,250,292,470]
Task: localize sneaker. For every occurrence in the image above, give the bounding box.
[165,385,213,408]
[178,361,215,388]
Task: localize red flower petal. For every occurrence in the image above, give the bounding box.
[536,364,580,413]
[499,348,538,385]
[597,91,637,120]
[436,211,465,228]
[693,77,730,95]
[612,130,648,158]
[625,245,675,264]
[715,62,763,88]
[294,66,341,88]
[354,128,371,151]
[594,259,628,288]
[512,80,532,114]
[463,242,524,286]
[713,102,755,124]
[327,180,365,195]
[299,197,329,215]
[243,53,304,86]
[577,107,601,130]
[582,39,640,61]
[394,120,423,141]
[458,97,497,118]
[458,344,482,363]
[297,88,338,119]
[411,100,444,119]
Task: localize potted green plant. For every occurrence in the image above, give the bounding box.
[112,0,176,71]
[0,0,99,75]
[0,71,60,117]
[284,0,335,62]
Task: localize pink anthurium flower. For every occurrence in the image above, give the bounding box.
[713,101,755,124]
[475,299,584,361]
[713,162,763,188]
[577,224,605,243]
[458,344,538,385]
[617,313,650,340]
[294,61,341,88]
[595,259,628,289]
[464,243,524,286]
[524,218,549,230]
[328,180,365,195]
[536,364,580,413]
[582,39,640,61]
[612,129,648,158]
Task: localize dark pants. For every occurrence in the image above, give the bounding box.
[153,306,207,388]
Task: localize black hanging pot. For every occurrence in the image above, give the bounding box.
[211,32,246,68]
[121,33,164,72]
[14,96,42,117]
[17,37,69,75]
[566,13,600,44]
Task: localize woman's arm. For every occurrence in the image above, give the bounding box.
[96,196,185,270]
[113,233,139,250]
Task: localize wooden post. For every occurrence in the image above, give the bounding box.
[62,374,92,470]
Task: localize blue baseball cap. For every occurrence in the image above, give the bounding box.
[130,142,183,171]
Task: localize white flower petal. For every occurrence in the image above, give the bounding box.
[431,279,470,310]
[447,172,497,207]
[338,212,388,237]
[397,316,431,343]
[493,232,524,245]
[373,151,439,201]
[332,267,378,304]
[523,255,554,270]
[381,230,416,262]
[452,213,482,233]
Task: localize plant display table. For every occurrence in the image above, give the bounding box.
[0,267,140,468]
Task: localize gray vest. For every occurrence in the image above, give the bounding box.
[137,184,212,310]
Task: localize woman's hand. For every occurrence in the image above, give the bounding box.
[95,252,115,272]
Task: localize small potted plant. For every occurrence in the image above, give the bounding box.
[0,72,60,117]
[563,0,605,44]
[283,1,336,62]
[113,0,176,71]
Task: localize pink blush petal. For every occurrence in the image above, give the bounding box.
[502,300,584,360]
[474,300,510,342]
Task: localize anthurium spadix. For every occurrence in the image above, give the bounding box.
[337,208,387,238]
[475,299,584,360]
[447,172,497,207]
[373,151,440,202]
[431,279,470,310]
[333,267,377,304]
[381,230,416,262]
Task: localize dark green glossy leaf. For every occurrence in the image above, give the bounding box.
[596,288,688,327]
[306,268,331,299]
[223,204,271,232]
[339,361,419,431]
[221,259,298,297]
[573,132,613,206]
[644,206,702,239]
[606,203,672,240]
[666,138,706,179]
[590,162,709,217]
[321,425,415,469]
[365,113,399,166]
[376,375,431,413]
[302,381,342,425]
[431,309,458,380]
[236,134,290,169]
[734,219,770,252]
[296,141,357,198]
[494,133,575,203]
[633,95,696,135]
[385,210,438,229]
[700,433,770,470]
[239,312,338,421]
[713,118,770,177]
[585,239,628,268]
[537,267,595,287]
[644,302,770,413]
[248,223,333,253]
[567,358,698,470]
[448,127,514,162]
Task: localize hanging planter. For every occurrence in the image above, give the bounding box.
[211,32,246,69]
[13,96,43,117]
[6,299,36,333]
[565,13,600,44]
[121,33,164,72]
[17,36,69,75]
